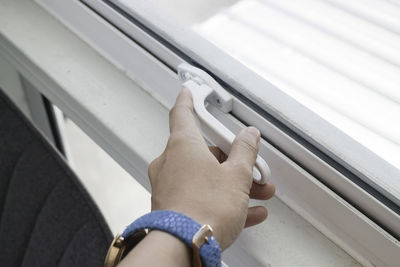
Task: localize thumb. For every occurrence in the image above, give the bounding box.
[227,127,260,171]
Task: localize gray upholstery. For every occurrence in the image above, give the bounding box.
[0,89,113,266]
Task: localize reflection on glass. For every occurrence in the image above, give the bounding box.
[193,0,400,171]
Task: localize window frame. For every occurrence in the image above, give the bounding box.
[80,0,400,212]
[97,0,400,210]
[5,0,400,265]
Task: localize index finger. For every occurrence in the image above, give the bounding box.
[169,88,203,140]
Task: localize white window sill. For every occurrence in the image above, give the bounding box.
[0,0,363,266]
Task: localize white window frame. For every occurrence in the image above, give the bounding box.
[1,0,399,266]
[89,0,400,209]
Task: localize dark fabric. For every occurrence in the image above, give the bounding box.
[0,89,113,267]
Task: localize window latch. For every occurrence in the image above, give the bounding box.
[178,63,271,184]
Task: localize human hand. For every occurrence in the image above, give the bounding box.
[148,88,275,250]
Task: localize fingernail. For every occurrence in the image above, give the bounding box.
[247,127,260,141]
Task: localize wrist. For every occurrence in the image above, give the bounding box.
[119,230,191,267]
[154,206,224,249]
[106,210,222,267]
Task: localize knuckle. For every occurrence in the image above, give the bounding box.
[237,163,253,177]
[238,138,258,154]
[167,131,202,149]
[229,161,252,177]
[224,161,251,176]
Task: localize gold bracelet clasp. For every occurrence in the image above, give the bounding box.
[192,224,214,267]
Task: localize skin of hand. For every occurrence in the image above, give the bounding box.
[148,88,275,250]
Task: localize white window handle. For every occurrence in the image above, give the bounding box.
[178,63,271,184]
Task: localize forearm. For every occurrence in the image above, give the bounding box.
[118,230,191,267]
